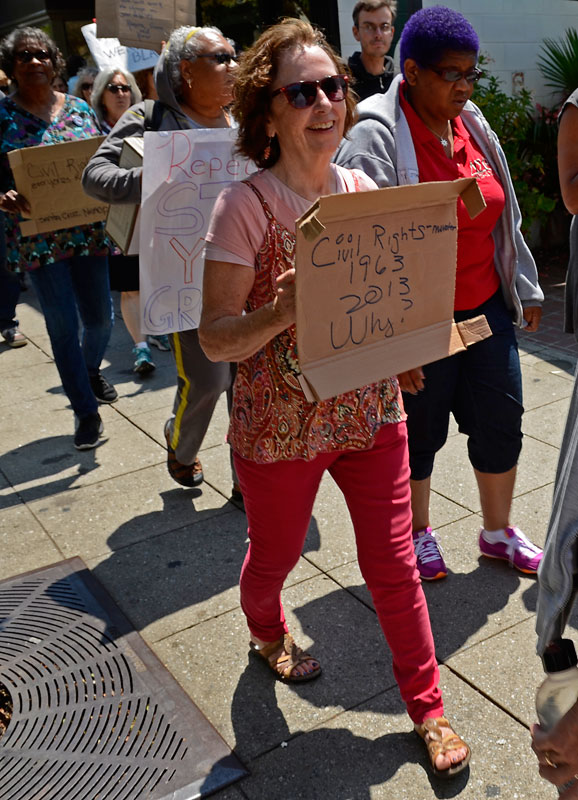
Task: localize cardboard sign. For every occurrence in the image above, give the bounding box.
[139,128,256,335]
[95,0,196,51]
[81,22,159,73]
[105,136,144,255]
[295,178,490,401]
[8,137,108,237]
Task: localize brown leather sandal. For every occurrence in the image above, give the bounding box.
[249,633,322,683]
[414,716,471,779]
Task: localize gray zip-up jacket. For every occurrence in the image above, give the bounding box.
[82,43,206,204]
[535,90,578,656]
[335,75,543,325]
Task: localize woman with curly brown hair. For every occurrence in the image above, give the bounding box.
[199,18,470,778]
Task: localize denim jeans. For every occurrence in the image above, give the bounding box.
[29,256,114,419]
[0,211,21,330]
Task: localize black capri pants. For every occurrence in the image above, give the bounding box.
[403,290,524,480]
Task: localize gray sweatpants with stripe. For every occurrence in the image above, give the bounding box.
[166,327,234,470]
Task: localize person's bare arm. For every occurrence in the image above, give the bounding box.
[199,259,296,363]
[532,701,578,796]
[558,104,578,215]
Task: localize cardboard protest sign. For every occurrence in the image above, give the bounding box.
[105,137,144,255]
[95,0,196,51]
[295,178,490,401]
[82,22,159,73]
[139,128,256,335]
[8,137,108,237]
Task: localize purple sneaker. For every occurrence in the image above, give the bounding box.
[413,527,447,581]
[478,526,543,574]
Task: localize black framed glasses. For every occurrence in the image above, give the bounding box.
[196,52,238,65]
[428,66,483,83]
[272,75,349,109]
[106,83,131,94]
[14,49,51,64]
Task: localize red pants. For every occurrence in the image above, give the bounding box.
[234,421,443,724]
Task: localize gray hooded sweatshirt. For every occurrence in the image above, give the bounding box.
[335,75,543,326]
[82,44,209,204]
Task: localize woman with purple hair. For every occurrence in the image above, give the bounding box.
[337,6,544,582]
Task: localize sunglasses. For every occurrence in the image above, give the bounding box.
[196,52,238,65]
[81,82,94,91]
[106,83,131,94]
[15,49,51,64]
[428,66,483,83]
[272,75,349,109]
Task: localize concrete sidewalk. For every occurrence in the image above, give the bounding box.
[1,265,577,799]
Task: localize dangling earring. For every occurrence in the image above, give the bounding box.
[263,136,272,162]
[186,77,193,89]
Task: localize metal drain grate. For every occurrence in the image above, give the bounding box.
[0,558,247,799]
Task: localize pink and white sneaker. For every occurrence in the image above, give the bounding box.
[413,527,447,581]
[478,526,543,574]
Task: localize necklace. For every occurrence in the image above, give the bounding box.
[425,121,451,148]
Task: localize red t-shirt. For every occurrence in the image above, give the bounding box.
[399,84,504,310]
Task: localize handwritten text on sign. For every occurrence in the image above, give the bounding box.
[95,0,196,51]
[8,136,108,237]
[82,22,159,72]
[139,128,255,335]
[297,203,459,363]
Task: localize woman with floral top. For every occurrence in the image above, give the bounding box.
[0,26,115,450]
[199,19,470,779]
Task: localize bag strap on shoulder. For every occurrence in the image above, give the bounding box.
[144,99,163,131]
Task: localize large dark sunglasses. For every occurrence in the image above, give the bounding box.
[15,49,51,64]
[428,66,483,83]
[196,52,238,65]
[272,75,349,109]
[81,82,94,92]
[106,83,131,94]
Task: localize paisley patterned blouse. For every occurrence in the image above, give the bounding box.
[0,95,110,271]
[227,180,403,464]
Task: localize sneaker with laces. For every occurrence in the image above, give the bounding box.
[89,371,118,403]
[147,334,171,351]
[133,345,156,375]
[74,412,103,450]
[413,527,447,581]
[479,526,543,574]
[164,419,204,487]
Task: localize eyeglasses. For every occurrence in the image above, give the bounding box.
[81,82,94,92]
[359,22,392,33]
[105,83,131,94]
[14,49,51,64]
[272,75,349,109]
[428,66,483,83]
[196,52,238,65]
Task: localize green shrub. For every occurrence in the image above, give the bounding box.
[473,70,557,237]
[538,28,578,99]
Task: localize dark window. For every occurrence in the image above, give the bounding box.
[198,0,339,51]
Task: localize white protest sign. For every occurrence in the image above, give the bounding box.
[81,23,159,73]
[139,128,256,334]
